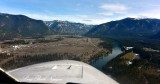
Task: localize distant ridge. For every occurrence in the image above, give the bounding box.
[44,20,94,35]
[1,13,160,39]
[0,13,48,39]
[0,13,94,40]
[86,18,160,38]
[151,31,160,39]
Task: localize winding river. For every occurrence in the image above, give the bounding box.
[91,42,123,70]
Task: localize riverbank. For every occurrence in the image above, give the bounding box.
[103,50,160,84]
[90,42,122,70]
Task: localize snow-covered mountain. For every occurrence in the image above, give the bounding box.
[86,18,160,38]
[44,20,94,35]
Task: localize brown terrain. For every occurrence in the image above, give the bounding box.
[0,35,109,70]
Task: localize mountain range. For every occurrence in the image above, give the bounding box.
[0,13,48,39]
[44,20,93,35]
[151,31,160,39]
[0,13,94,40]
[86,18,160,39]
[0,13,160,39]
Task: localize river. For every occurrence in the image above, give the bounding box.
[90,42,123,70]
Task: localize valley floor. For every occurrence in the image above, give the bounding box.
[0,35,109,70]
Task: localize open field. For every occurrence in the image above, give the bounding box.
[0,35,109,70]
[120,52,137,61]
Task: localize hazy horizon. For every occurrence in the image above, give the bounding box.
[0,0,160,24]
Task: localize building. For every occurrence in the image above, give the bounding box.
[125,47,133,50]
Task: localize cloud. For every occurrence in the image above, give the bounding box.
[81,18,111,25]
[100,4,128,12]
[123,8,160,19]
[98,3,129,16]
[25,13,108,24]
[25,13,86,21]
[98,12,114,16]
[0,3,128,25]
[83,19,92,22]
[139,9,160,19]
[0,6,108,25]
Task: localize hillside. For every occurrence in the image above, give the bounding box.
[151,31,160,39]
[0,13,48,39]
[44,20,94,35]
[1,13,160,39]
[86,18,160,38]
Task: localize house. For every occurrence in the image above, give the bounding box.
[135,53,140,59]
[127,61,132,65]
[125,47,133,50]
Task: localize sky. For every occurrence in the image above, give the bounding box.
[0,0,160,24]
